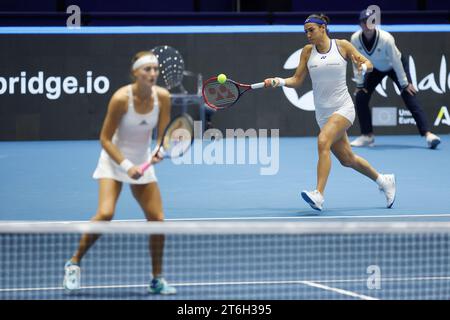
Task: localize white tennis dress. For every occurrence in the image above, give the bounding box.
[93,85,159,184]
[307,39,355,128]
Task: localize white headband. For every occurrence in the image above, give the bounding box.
[132,55,158,71]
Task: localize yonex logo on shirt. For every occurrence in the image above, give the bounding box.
[139,120,148,125]
[320,56,327,59]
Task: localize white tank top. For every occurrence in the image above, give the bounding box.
[307,39,353,111]
[100,85,160,164]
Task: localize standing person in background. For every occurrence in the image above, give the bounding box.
[350,9,441,149]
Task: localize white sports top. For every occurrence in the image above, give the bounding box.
[307,39,353,111]
[100,84,159,165]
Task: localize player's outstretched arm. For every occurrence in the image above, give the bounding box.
[264,44,312,88]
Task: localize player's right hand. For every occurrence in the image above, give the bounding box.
[264,78,272,88]
[128,166,143,180]
[264,78,279,88]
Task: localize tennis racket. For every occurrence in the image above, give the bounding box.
[140,113,194,173]
[202,77,265,110]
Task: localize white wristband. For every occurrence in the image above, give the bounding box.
[361,63,367,75]
[120,159,134,172]
[275,77,286,87]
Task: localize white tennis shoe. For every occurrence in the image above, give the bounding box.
[301,190,324,211]
[350,135,375,147]
[426,133,441,149]
[63,260,81,291]
[378,174,396,208]
[149,276,177,295]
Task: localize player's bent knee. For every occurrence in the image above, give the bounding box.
[339,155,355,168]
[318,136,331,153]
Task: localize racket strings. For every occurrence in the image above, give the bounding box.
[203,80,239,109]
[163,117,194,157]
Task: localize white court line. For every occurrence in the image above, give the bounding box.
[167,213,450,221]
[300,281,377,300]
[0,279,371,299]
[4,213,450,225]
[2,276,450,294]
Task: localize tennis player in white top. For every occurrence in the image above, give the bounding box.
[63,51,176,295]
[265,14,396,212]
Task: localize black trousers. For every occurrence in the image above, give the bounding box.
[355,56,430,136]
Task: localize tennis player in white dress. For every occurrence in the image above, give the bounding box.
[63,51,176,295]
[265,14,396,211]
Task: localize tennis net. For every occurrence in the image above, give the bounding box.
[1,221,450,300]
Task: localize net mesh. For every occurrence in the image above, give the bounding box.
[203,80,239,109]
[1,221,450,300]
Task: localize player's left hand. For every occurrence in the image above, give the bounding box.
[351,54,366,75]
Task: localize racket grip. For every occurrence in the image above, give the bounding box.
[140,162,151,174]
[251,82,265,89]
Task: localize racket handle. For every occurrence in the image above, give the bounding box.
[140,162,151,174]
[251,82,265,89]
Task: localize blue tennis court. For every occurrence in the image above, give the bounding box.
[1,135,449,299]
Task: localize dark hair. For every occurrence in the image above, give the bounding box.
[306,13,330,25]
[306,13,330,34]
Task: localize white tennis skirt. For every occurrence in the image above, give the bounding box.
[93,154,157,185]
[316,104,356,129]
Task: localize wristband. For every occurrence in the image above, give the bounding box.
[120,159,134,172]
[274,77,286,87]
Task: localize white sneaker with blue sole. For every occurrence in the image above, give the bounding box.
[301,190,324,211]
[426,133,441,149]
[149,277,177,295]
[378,174,396,208]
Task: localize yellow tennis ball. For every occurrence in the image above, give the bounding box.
[217,73,227,84]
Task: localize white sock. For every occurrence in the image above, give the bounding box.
[375,174,385,187]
